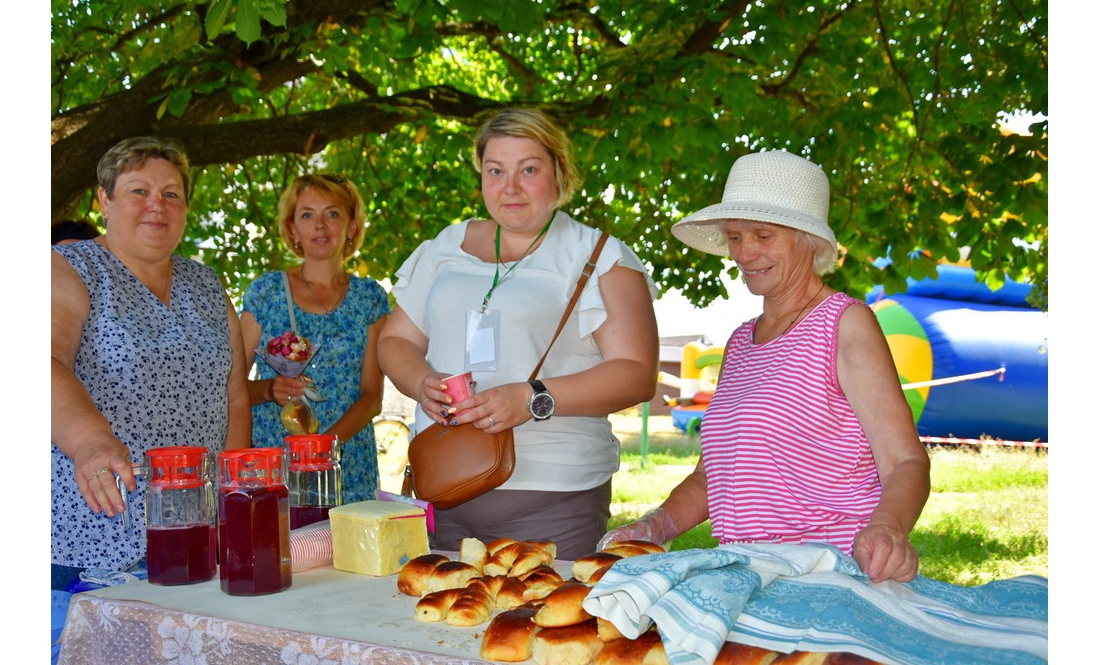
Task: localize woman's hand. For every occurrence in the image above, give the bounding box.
[70,433,138,518]
[852,522,919,583]
[269,375,308,406]
[417,373,453,427]
[449,381,532,432]
[598,506,678,550]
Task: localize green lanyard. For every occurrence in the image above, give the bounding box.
[481,218,553,312]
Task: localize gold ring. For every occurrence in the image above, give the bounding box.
[97,467,110,475]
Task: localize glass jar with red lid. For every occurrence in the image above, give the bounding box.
[284,434,342,529]
[144,446,217,586]
[217,448,292,595]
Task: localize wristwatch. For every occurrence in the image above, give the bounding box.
[527,380,555,421]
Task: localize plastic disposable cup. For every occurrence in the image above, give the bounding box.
[441,372,475,414]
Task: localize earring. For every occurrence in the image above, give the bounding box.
[293,241,302,252]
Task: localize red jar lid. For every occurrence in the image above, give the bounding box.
[145,446,209,488]
[285,434,339,471]
[218,448,287,487]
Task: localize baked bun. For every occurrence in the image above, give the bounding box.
[587,564,614,585]
[534,582,594,627]
[423,560,480,594]
[480,606,541,662]
[602,543,658,558]
[464,575,504,604]
[511,545,556,577]
[573,551,623,584]
[596,616,626,643]
[531,618,603,665]
[446,588,493,627]
[487,537,518,555]
[714,642,781,665]
[521,566,566,602]
[414,588,466,622]
[397,553,449,597]
[459,537,489,573]
[607,539,665,555]
[496,575,531,609]
[485,541,526,576]
[524,539,559,561]
[595,631,668,665]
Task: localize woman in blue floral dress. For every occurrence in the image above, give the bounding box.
[240,174,390,503]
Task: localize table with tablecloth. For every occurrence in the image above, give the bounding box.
[57,543,1049,665]
[57,563,501,665]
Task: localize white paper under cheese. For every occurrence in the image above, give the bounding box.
[329,500,430,576]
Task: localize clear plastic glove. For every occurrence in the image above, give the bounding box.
[598,506,678,551]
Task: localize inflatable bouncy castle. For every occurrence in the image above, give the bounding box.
[663,341,722,437]
[867,264,1048,443]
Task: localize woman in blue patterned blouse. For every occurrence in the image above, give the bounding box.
[240,174,390,503]
[51,137,252,587]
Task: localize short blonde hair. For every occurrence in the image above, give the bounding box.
[276,174,367,260]
[473,108,582,208]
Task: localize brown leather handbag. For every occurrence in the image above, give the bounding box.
[402,232,610,510]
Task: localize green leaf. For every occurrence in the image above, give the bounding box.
[205,0,234,41]
[257,0,287,27]
[236,0,262,45]
[165,88,193,118]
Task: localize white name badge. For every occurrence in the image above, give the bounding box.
[465,308,500,371]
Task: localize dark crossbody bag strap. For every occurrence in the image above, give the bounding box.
[529,231,610,381]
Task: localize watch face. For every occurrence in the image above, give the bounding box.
[531,392,555,419]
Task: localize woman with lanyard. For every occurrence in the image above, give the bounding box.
[379,107,659,559]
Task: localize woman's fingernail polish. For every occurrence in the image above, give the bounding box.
[440,410,448,417]
[449,419,458,427]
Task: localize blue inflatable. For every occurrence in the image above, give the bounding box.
[867,265,1048,442]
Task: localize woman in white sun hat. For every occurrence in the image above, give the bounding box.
[600,150,930,583]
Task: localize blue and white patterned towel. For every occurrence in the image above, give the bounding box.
[581,543,1048,665]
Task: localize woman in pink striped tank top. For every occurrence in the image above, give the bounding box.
[601,151,930,583]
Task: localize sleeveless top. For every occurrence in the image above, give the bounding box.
[700,292,881,554]
[52,240,233,570]
[241,271,390,503]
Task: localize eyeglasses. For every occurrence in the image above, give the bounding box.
[319,174,345,184]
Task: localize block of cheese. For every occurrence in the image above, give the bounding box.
[329,500,430,576]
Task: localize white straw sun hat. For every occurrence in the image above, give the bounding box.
[671,150,837,257]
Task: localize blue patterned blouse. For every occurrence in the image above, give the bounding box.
[241,271,391,503]
[52,240,233,570]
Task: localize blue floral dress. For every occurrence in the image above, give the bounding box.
[242,271,390,503]
[52,241,233,570]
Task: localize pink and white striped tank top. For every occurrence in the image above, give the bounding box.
[700,292,881,555]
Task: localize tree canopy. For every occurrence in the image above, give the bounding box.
[51,0,1048,307]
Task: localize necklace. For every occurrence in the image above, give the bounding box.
[301,272,346,315]
[780,283,826,336]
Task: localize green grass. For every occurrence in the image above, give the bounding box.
[609,414,1048,585]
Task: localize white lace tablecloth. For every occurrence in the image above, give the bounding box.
[57,564,504,665]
